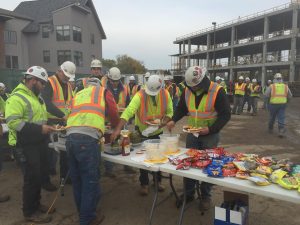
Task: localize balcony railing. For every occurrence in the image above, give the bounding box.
[176,2,293,41]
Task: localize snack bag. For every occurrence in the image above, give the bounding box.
[255,165,273,175]
[250,172,268,179]
[235,171,250,179]
[233,161,248,171]
[248,176,271,186]
[270,169,288,184]
[278,176,299,190]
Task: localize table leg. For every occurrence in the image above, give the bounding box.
[169,174,180,203]
[178,177,187,225]
[149,172,158,225]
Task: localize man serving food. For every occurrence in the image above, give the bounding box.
[166,66,231,210]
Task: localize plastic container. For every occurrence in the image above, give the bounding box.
[143,139,165,160]
[159,134,180,154]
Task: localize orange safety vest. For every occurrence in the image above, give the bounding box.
[137,89,169,124]
[185,82,221,127]
[117,85,129,109]
[234,83,246,96]
[48,75,73,118]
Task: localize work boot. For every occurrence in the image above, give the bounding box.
[123,165,136,174]
[24,213,52,223]
[42,182,58,192]
[89,215,105,225]
[38,204,56,214]
[158,183,165,192]
[199,197,212,211]
[139,185,149,196]
[0,195,10,203]
[278,129,286,138]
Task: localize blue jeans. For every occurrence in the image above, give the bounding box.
[268,104,286,131]
[185,133,220,198]
[66,134,101,225]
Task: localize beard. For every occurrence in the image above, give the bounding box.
[32,83,40,96]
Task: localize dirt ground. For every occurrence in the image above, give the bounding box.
[0,98,300,225]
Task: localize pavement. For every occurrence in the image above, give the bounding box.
[0,98,300,225]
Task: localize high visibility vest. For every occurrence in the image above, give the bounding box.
[166,83,179,99]
[5,83,48,145]
[270,83,288,104]
[137,89,168,125]
[220,82,227,94]
[117,86,129,109]
[0,96,5,114]
[67,86,106,133]
[127,84,139,99]
[48,75,73,118]
[250,84,260,97]
[185,82,221,128]
[234,83,246,96]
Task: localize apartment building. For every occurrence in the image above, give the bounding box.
[1,0,106,74]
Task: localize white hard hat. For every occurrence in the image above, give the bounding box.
[25,66,48,82]
[215,76,221,81]
[164,75,172,81]
[145,72,151,78]
[252,78,257,83]
[90,59,102,68]
[145,75,163,96]
[185,66,206,87]
[274,73,282,79]
[69,77,75,82]
[245,77,250,81]
[267,80,272,83]
[0,83,5,89]
[108,67,121,80]
[129,75,135,81]
[86,77,101,86]
[238,76,244,80]
[60,61,76,79]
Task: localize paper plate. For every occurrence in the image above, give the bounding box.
[144,157,168,164]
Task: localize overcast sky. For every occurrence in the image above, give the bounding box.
[3,0,290,69]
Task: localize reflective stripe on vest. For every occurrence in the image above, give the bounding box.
[185,82,220,127]
[250,84,260,97]
[48,76,73,117]
[118,86,128,109]
[67,86,105,132]
[270,83,288,104]
[138,89,168,124]
[234,83,246,95]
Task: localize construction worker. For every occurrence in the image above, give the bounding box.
[164,75,179,110]
[66,77,119,225]
[5,66,56,223]
[111,75,173,196]
[242,77,252,113]
[249,79,261,116]
[166,66,231,210]
[69,77,76,92]
[215,76,228,93]
[42,61,76,187]
[127,75,141,99]
[232,76,246,115]
[82,59,107,88]
[177,79,186,97]
[263,79,272,110]
[265,73,292,137]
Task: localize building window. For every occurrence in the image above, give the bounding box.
[74,51,83,67]
[4,30,17,44]
[43,50,50,63]
[42,25,50,38]
[91,33,95,44]
[73,26,82,43]
[56,25,70,41]
[57,50,71,65]
[5,55,18,69]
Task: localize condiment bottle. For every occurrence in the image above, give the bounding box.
[121,134,130,156]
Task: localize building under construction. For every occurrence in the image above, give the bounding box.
[171,1,300,87]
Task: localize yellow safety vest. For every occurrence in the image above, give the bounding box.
[185,82,221,128]
[270,83,288,104]
[234,83,246,96]
[67,86,106,133]
[250,84,260,97]
[48,75,73,119]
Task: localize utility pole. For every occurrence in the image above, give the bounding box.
[212,22,217,79]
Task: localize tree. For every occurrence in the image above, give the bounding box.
[116,54,146,74]
[101,58,117,70]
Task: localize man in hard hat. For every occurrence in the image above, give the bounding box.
[127,75,141,100]
[262,79,272,110]
[232,76,246,115]
[242,77,252,113]
[81,59,107,88]
[166,66,231,210]
[265,73,292,137]
[249,79,261,116]
[66,77,119,225]
[0,83,8,115]
[164,75,179,110]
[111,75,173,196]
[41,61,76,188]
[5,66,56,223]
